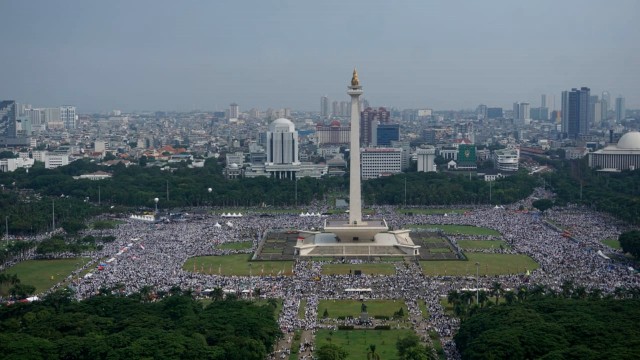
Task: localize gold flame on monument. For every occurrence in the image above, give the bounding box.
[351,68,359,87]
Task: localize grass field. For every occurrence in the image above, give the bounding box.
[419,299,429,319]
[457,240,510,249]
[317,299,408,319]
[409,224,501,236]
[421,253,539,276]
[216,242,253,250]
[602,239,622,250]
[429,330,447,360]
[315,329,416,360]
[1,258,89,295]
[321,263,396,276]
[183,255,293,276]
[397,208,469,215]
[90,220,124,229]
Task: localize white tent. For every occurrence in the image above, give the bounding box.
[238,212,243,217]
[300,212,305,217]
[226,221,233,228]
[214,222,222,228]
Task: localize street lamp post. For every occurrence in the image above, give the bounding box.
[475,262,480,304]
[154,198,159,213]
[208,188,212,207]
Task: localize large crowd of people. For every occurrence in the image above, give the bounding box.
[5,187,639,360]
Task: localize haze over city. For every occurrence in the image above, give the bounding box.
[1,0,639,112]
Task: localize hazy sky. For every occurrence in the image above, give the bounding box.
[1,0,639,112]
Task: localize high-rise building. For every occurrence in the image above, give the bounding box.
[376,123,400,146]
[331,101,339,117]
[487,107,503,119]
[360,107,390,146]
[360,148,403,179]
[615,96,626,123]
[229,103,239,119]
[513,102,520,120]
[518,103,530,120]
[601,91,611,112]
[0,100,17,139]
[589,96,602,126]
[320,96,330,118]
[316,120,350,145]
[541,94,547,108]
[60,105,76,129]
[416,147,436,172]
[266,118,299,165]
[476,104,487,119]
[562,87,591,138]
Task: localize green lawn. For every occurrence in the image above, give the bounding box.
[90,220,124,229]
[457,240,510,249]
[419,299,430,319]
[315,329,416,360]
[1,258,90,295]
[397,208,469,215]
[409,224,501,236]
[216,241,253,250]
[428,248,453,253]
[183,255,293,276]
[439,297,454,316]
[318,299,408,319]
[321,263,396,276]
[429,330,447,360]
[602,239,622,250]
[421,253,539,276]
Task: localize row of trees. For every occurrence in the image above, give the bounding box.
[542,157,640,223]
[0,290,281,360]
[455,296,640,359]
[447,281,640,320]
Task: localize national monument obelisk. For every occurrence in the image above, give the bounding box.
[347,69,364,225]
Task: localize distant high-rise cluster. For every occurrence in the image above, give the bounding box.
[320,96,330,118]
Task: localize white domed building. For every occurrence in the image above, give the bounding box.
[588,131,640,171]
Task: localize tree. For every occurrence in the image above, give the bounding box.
[397,333,421,358]
[367,344,380,360]
[532,199,554,213]
[490,282,503,304]
[619,230,640,258]
[317,343,348,360]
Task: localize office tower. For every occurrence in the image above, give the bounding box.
[519,103,530,120]
[487,107,503,119]
[476,104,487,119]
[283,108,291,118]
[229,103,239,119]
[60,105,76,129]
[331,101,339,117]
[376,123,400,146]
[24,108,43,129]
[589,96,602,126]
[541,94,547,108]
[266,118,299,165]
[360,107,390,146]
[320,96,330,118]
[615,97,626,123]
[601,91,611,113]
[416,147,436,172]
[562,87,591,138]
[0,100,17,138]
[513,102,520,120]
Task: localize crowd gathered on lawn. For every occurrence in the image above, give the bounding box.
[3,187,639,360]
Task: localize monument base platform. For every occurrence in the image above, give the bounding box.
[294,218,420,257]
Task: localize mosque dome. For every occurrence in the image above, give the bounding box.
[269,118,295,132]
[617,131,640,149]
[230,163,239,169]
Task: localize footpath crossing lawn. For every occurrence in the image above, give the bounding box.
[317,299,408,319]
[409,224,501,236]
[421,253,539,276]
[183,255,293,276]
[315,329,415,360]
[321,263,396,275]
[1,258,90,295]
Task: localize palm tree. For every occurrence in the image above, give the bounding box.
[517,286,527,302]
[211,287,223,301]
[447,290,460,306]
[478,290,489,308]
[529,284,546,299]
[490,281,503,304]
[367,344,380,360]
[504,290,516,304]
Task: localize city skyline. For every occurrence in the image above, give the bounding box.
[1,0,639,112]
